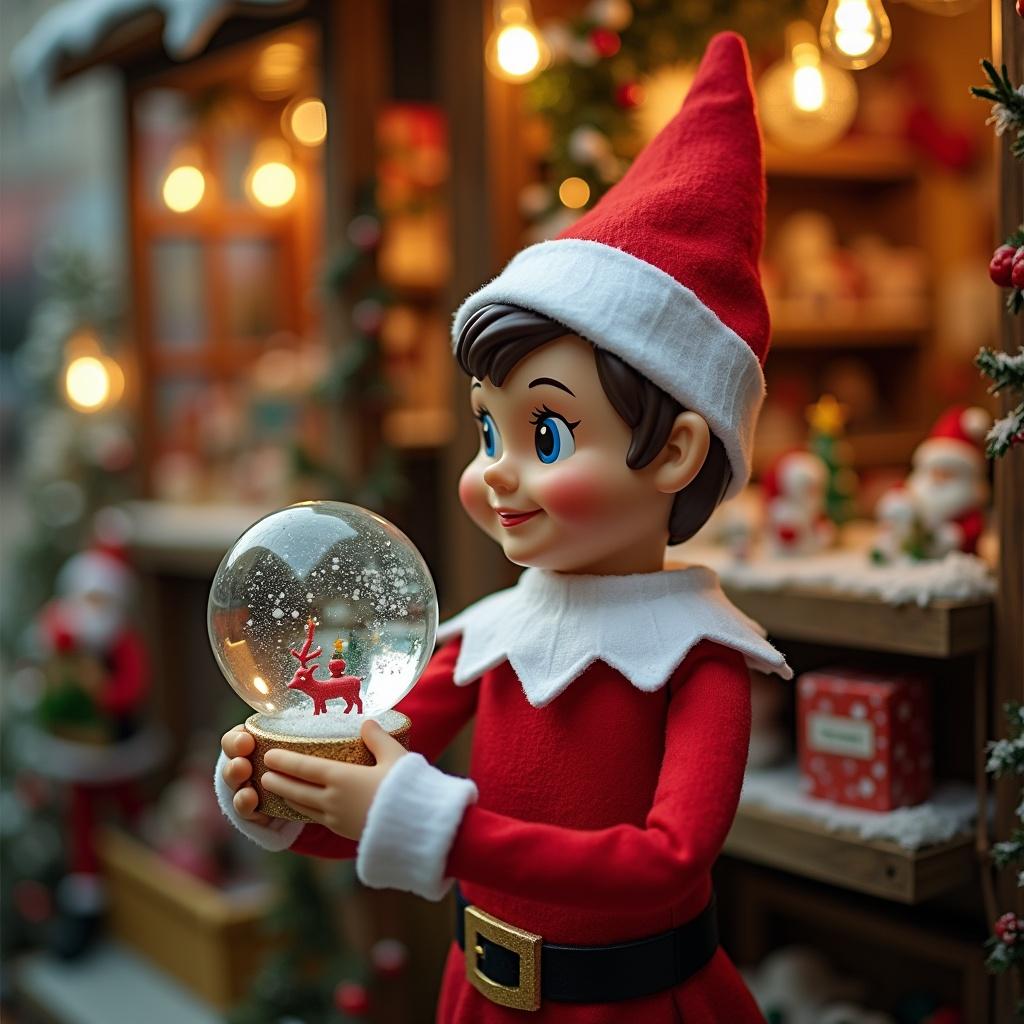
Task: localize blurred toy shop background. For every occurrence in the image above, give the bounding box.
[0,0,1021,1021]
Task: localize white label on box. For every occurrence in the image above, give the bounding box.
[808,713,875,758]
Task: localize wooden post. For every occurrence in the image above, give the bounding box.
[437,0,519,612]
[991,4,1023,1020]
[321,0,390,483]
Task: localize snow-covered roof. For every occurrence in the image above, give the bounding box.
[13,0,298,101]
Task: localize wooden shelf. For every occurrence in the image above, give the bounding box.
[771,312,929,348]
[721,582,991,657]
[725,803,975,904]
[765,138,918,183]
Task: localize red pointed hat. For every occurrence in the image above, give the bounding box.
[453,32,769,497]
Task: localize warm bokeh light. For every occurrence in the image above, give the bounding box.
[791,42,826,112]
[252,41,304,98]
[558,176,591,209]
[758,21,858,152]
[486,1,549,82]
[62,331,125,413]
[253,676,270,695]
[162,165,205,213]
[820,0,892,70]
[249,161,297,208]
[288,98,327,146]
[792,65,825,112]
[496,25,543,77]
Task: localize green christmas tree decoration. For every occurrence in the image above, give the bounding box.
[523,0,803,230]
[806,394,857,526]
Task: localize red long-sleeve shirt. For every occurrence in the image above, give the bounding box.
[291,636,765,1023]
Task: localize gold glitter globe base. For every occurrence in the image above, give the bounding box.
[245,711,412,822]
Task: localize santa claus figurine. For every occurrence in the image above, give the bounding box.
[37,545,148,743]
[218,33,791,1022]
[874,406,991,561]
[762,449,836,557]
[30,544,153,957]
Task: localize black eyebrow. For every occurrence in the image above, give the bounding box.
[471,381,482,390]
[528,377,575,397]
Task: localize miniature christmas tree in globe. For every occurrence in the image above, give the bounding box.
[208,501,437,820]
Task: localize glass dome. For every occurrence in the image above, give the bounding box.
[208,502,437,736]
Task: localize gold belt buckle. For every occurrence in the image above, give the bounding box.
[464,904,542,1011]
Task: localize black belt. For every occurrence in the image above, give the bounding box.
[455,885,718,1010]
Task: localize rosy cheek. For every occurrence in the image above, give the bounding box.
[533,461,616,522]
[458,461,491,526]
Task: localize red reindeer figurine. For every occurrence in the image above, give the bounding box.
[287,619,364,716]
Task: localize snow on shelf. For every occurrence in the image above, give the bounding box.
[684,545,995,608]
[740,763,977,851]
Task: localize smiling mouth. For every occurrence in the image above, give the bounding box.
[494,508,541,528]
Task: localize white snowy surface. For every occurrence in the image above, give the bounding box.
[13,723,171,783]
[13,0,293,100]
[740,763,978,850]
[253,707,407,739]
[681,543,995,607]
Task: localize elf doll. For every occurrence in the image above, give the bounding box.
[217,33,791,1022]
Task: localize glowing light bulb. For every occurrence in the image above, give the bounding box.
[62,331,124,413]
[486,1,549,83]
[558,176,591,209]
[758,21,858,152]
[820,0,891,70]
[287,98,327,146]
[162,165,205,213]
[65,357,111,412]
[249,160,296,208]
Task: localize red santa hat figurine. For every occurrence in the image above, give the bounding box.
[30,541,159,958]
[762,449,836,557]
[875,405,991,561]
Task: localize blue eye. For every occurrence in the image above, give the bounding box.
[534,414,577,464]
[478,411,501,457]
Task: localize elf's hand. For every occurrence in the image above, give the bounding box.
[261,720,407,840]
[221,724,275,827]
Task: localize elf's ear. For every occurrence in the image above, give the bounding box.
[653,411,711,495]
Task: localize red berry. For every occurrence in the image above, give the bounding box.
[334,981,371,1015]
[995,912,1021,944]
[1012,246,1024,290]
[614,81,644,109]
[990,244,1016,287]
[589,28,621,58]
[1018,0,1023,17]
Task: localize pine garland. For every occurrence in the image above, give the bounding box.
[975,346,1024,458]
[971,59,1024,159]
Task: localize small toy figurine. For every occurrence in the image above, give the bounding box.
[762,449,836,557]
[218,33,791,1022]
[285,620,365,716]
[30,544,156,957]
[874,405,991,561]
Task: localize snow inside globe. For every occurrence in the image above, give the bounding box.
[208,501,437,817]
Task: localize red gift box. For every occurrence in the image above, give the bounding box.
[797,666,932,811]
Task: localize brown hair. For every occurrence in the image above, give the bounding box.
[455,303,731,544]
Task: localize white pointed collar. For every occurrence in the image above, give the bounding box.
[435,566,792,709]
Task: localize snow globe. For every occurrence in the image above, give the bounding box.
[208,501,437,820]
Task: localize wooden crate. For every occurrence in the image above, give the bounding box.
[97,828,273,1010]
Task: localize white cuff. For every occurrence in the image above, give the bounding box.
[214,751,304,852]
[356,753,477,901]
